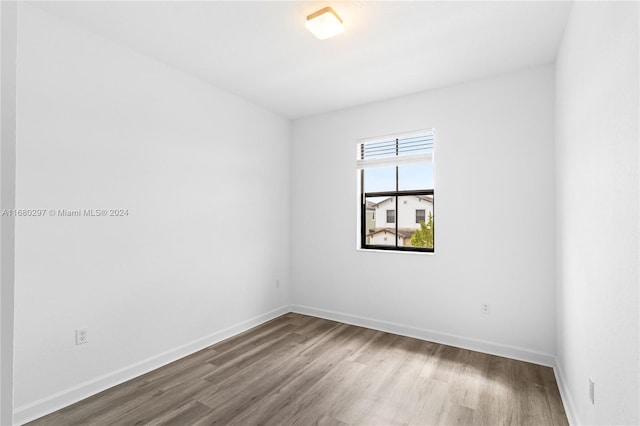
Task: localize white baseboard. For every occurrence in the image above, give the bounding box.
[13,305,290,426]
[553,360,581,426]
[291,304,557,367]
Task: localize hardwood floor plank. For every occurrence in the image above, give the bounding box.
[195,351,310,414]
[203,331,307,383]
[146,400,211,426]
[347,337,432,425]
[27,313,568,426]
[407,378,451,425]
[106,379,213,426]
[205,322,296,365]
[216,327,361,424]
[261,358,368,426]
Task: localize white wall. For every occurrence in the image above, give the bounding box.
[13,4,290,422]
[555,2,639,425]
[291,65,557,363]
[0,2,18,425]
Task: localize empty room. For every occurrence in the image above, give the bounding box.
[0,1,638,425]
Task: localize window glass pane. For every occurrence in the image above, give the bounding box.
[398,163,433,191]
[364,196,395,246]
[386,209,395,223]
[364,166,395,192]
[398,195,434,248]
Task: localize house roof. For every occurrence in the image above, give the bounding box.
[366,228,416,239]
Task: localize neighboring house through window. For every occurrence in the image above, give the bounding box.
[357,130,435,252]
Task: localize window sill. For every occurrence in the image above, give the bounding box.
[356,248,435,256]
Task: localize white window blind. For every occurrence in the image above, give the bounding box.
[357,130,434,169]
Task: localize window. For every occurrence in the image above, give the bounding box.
[357,130,435,252]
[386,210,395,223]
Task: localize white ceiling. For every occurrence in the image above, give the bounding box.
[32,1,572,119]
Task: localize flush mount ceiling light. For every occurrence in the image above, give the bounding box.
[305,7,344,40]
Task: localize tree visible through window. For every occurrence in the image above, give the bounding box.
[411,211,434,249]
[357,130,435,252]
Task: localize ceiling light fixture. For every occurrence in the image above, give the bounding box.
[305,7,344,40]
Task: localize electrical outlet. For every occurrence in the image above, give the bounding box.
[76,327,88,345]
[589,377,595,404]
[481,303,491,315]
